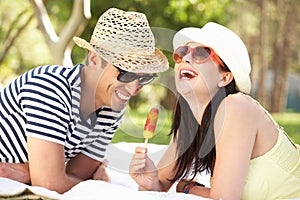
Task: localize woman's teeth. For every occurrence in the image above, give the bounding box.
[180,69,196,79]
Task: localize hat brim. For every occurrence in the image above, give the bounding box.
[73,37,169,74]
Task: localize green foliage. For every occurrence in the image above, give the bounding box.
[44,0,72,32]
[129,79,169,109]
[0,0,52,84]
[72,0,233,63]
[165,0,231,28]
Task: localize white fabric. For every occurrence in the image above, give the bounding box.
[0,142,211,200]
[0,177,61,199]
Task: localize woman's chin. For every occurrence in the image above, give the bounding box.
[176,81,195,96]
[177,88,197,100]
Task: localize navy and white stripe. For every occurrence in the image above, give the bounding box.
[0,64,124,163]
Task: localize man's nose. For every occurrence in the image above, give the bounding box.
[125,80,143,96]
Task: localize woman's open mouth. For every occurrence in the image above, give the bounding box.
[179,69,197,79]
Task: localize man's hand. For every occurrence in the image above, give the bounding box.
[0,162,30,184]
[92,159,111,183]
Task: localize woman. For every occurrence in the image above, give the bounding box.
[129,22,300,199]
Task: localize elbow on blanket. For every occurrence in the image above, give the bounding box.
[31,177,77,194]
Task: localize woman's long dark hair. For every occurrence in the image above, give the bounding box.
[169,65,238,182]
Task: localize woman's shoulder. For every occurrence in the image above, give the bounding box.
[215,93,266,130]
[222,92,258,113]
[215,93,260,135]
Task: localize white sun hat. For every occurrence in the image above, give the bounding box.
[73,8,169,73]
[173,22,251,94]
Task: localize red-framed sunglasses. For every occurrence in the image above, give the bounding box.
[173,45,225,68]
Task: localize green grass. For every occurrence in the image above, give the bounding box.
[272,113,300,144]
[112,110,300,145]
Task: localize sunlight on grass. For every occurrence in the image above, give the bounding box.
[272,113,300,144]
[112,110,300,145]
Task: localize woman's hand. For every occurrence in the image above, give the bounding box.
[92,159,111,183]
[129,147,159,191]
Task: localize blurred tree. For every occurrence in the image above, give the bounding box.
[0,9,33,64]
[256,0,268,106]
[269,0,297,112]
[230,0,300,113]
[29,0,91,66]
[0,0,37,84]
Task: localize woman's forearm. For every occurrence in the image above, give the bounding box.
[189,186,210,198]
[138,179,169,192]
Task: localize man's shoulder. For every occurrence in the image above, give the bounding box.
[33,64,82,79]
[27,64,82,88]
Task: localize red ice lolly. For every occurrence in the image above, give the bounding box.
[143,108,159,147]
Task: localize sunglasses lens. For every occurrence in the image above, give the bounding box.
[173,46,213,64]
[116,66,157,85]
[193,47,211,63]
[118,72,137,83]
[138,77,155,85]
[173,46,190,63]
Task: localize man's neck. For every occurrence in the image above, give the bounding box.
[80,67,98,119]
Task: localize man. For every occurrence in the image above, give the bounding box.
[0,8,169,193]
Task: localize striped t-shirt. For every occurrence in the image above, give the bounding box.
[0,64,124,163]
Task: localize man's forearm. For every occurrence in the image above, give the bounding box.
[30,171,83,194]
[0,162,30,184]
[65,153,100,180]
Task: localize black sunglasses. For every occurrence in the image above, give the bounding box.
[115,66,158,85]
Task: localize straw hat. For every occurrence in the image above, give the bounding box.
[73,8,169,73]
[173,22,251,94]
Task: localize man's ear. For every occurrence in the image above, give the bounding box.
[218,72,234,88]
[87,51,108,70]
[87,51,100,69]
